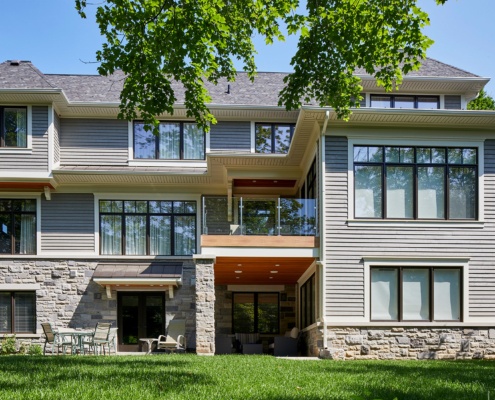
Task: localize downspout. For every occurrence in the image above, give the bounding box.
[319,111,330,354]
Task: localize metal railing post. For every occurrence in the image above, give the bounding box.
[240,197,243,235]
[277,198,281,236]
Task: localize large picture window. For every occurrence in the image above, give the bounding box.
[0,292,36,333]
[134,121,205,160]
[99,200,196,256]
[0,199,36,255]
[371,267,461,322]
[354,146,477,220]
[255,123,294,154]
[370,95,439,109]
[232,293,279,334]
[1,107,27,148]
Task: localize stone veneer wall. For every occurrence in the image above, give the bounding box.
[214,285,297,336]
[303,324,323,357]
[0,259,196,350]
[320,327,495,360]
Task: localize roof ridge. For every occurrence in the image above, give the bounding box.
[426,57,479,78]
[27,62,57,88]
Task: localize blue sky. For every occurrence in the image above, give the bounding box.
[0,0,493,95]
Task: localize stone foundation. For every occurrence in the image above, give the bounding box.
[320,327,495,360]
[303,324,324,357]
[0,258,196,350]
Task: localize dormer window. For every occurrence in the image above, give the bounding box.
[255,123,294,154]
[133,121,205,160]
[370,95,439,109]
[1,107,27,148]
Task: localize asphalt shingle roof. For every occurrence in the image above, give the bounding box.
[0,58,481,105]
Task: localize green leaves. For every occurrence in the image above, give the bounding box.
[76,0,445,132]
[468,90,495,110]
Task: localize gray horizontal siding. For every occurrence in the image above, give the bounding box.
[54,112,60,164]
[60,119,128,166]
[445,95,462,110]
[41,193,95,253]
[324,137,495,319]
[210,121,251,152]
[0,106,48,170]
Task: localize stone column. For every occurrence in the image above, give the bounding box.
[193,255,216,355]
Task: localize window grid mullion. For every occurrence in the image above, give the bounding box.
[155,124,160,159]
[430,269,434,322]
[179,123,184,160]
[398,267,403,322]
[10,292,14,333]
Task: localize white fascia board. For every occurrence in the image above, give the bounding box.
[201,247,319,258]
[93,278,181,286]
[0,172,54,179]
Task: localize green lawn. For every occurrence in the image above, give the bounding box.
[1,354,494,400]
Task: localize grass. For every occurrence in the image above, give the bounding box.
[0,354,495,400]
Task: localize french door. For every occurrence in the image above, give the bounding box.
[117,292,165,352]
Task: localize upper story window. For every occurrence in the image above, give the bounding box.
[370,95,439,109]
[354,146,477,220]
[1,107,27,148]
[255,123,294,154]
[134,121,205,160]
[0,199,36,254]
[99,200,196,256]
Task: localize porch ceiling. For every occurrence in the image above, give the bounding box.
[214,256,315,285]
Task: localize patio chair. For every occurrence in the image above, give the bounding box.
[270,327,300,357]
[83,322,112,355]
[41,323,72,355]
[108,327,118,354]
[234,333,262,354]
[157,320,186,352]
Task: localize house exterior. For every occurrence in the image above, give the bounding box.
[1,58,495,359]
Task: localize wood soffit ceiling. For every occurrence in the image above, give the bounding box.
[214,256,315,285]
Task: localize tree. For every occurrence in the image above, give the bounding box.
[468,90,495,110]
[75,0,447,133]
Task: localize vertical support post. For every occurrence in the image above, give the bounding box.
[193,255,216,355]
[277,197,281,236]
[227,179,233,222]
[239,197,243,235]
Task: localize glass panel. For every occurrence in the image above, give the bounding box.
[462,149,477,164]
[233,293,255,333]
[174,201,196,214]
[434,269,461,320]
[242,199,277,235]
[354,166,382,218]
[133,123,155,159]
[0,293,11,333]
[402,269,429,321]
[353,146,368,162]
[371,269,398,320]
[385,147,399,163]
[449,167,476,219]
[100,215,122,255]
[255,124,272,153]
[395,96,415,108]
[203,197,230,235]
[386,166,413,218]
[145,295,164,339]
[14,214,36,255]
[0,214,12,254]
[448,148,462,164]
[14,293,35,333]
[400,148,414,164]
[125,216,146,255]
[121,295,139,344]
[124,201,147,214]
[4,108,27,147]
[100,200,123,213]
[417,96,439,109]
[0,200,11,212]
[149,201,172,214]
[368,147,383,162]
[158,122,180,159]
[431,148,446,164]
[418,167,445,219]
[274,125,292,154]
[280,198,316,236]
[150,216,171,255]
[257,293,279,334]
[370,95,391,108]
[13,200,35,212]
[183,123,204,159]
[417,148,431,163]
[174,215,195,255]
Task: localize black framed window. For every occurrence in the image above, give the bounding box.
[0,199,36,255]
[0,292,36,333]
[134,121,205,160]
[232,292,279,334]
[354,146,477,220]
[370,95,439,109]
[371,267,462,322]
[300,274,315,328]
[255,123,295,154]
[99,200,196,255]
[1,107,27,148]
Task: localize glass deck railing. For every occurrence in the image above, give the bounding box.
[202,197,317,236]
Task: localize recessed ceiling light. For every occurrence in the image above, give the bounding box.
[237,264,242,267]
[252,180,257,183]
[273,180,278,183]
[269,277,273,279]
[270,271,278,274]
[236,277,240,279]
[275,264,280,267]
[235,270,242,274]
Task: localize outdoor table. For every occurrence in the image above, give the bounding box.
[139,338,158,355]
[59,331,94,354]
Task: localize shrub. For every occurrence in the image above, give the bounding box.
[27,344,43,356]
[1,335,17,355]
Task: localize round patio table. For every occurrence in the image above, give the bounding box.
[139,338,158,355]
